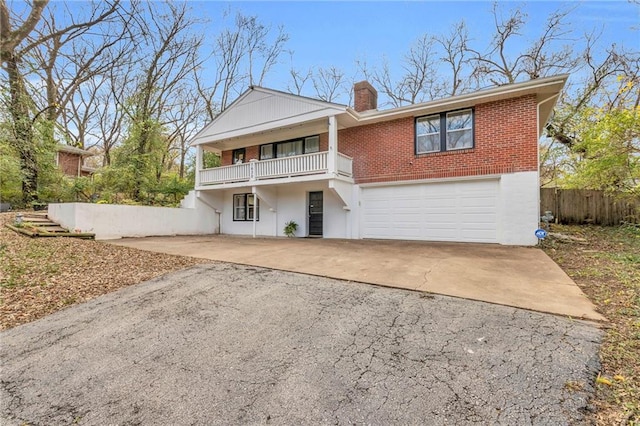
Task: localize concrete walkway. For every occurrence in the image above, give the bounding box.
[108,235,605,322]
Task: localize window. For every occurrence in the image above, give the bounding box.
[416,115,440,153]
[233,194,259,221]
[260,144,274,160]
[304,135,320,153]
[277,140,303,157]
[260,135,320,160]
[232,148,245,164]
[416,109,473,154]
[446,110,473,150]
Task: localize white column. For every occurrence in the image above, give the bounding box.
[195,145,203,187]
[328,115,337,176]
[252,186,257,238]
[249,159,258,181]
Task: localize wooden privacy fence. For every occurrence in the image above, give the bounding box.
[540,188,640,226]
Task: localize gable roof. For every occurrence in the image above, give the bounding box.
[56,144,93,157]
[191,87,347,146]
[191,74,568,148]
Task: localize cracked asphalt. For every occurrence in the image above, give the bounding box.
[1,263,602,425]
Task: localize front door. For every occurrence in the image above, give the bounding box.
[308,191,323,236]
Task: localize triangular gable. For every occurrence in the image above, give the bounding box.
[191,87,347,145]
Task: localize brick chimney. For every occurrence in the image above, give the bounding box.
[353,81,377,112]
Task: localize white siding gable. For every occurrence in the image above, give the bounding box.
[191,88,346,145]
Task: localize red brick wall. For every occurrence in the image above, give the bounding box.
[57,152,81,177]
[221,134,328,166]
[216,95,538,183]
[221,145,260,166]
[354,81,378,112]
[339,94,538,184]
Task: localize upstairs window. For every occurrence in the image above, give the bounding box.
[416,109,474,154]
[260,135,320,160]
[232,148,246,164]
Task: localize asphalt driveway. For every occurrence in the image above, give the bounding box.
[2,263,601,425]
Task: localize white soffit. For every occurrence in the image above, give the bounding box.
[191,88,346,146]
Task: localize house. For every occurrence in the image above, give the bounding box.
[56,145,95,177]
[186,75,567,245]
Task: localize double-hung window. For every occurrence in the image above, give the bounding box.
[259,135,320,160]
[416,109,473,154]
[233,194,259,221]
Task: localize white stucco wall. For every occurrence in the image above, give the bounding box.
[496,171,540,245]
[48,200,218,240]
[212,181,351,238]
[71,171,538,244]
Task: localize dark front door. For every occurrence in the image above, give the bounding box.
[308,191,323,236]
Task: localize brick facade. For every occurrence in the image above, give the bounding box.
[218,94,538,184]
[221,134,330,166]
[354,81,378,112]
[339,94,538,184]
[57,152,82,177]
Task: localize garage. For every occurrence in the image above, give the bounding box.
[360,179,499,243]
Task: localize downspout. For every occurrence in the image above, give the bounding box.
[536,93,560,223]
[537,94,560,139]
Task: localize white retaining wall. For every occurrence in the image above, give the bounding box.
[48,200,218,240]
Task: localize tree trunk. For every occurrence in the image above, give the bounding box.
[5,53,38,203]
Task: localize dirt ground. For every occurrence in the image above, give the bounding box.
[542,225,639,425]
[0,212,206,330]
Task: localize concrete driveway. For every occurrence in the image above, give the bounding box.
[1,264,601,425]
[109,235,605,321]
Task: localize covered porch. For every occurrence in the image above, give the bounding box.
[198,150,353,187]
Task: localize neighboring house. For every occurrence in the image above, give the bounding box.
[187,75,567,245]
[56,145,95,177]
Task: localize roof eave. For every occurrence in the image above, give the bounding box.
[344,74,569,126]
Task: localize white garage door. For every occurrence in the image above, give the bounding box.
[361,179,499,243]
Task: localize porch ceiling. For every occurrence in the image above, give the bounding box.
[201,118,332,152]
[191,87,348,150]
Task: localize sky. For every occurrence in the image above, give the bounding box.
[193,0,639,102]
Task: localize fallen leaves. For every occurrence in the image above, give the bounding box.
[543,224,640,425]
[0,212,207,330]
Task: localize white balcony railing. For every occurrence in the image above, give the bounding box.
[337,153,353,176]
[198,151,352,186]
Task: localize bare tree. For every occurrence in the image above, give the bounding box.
[287,67,312,95]
[195,11,289,120]
[435,20,472,96]
[118,1,204,199]
[546,40,639,147]
[30,1,131,143]
[286,51,312,96]
[362,35,443,107]
[158,85,205,179]
[311,66,347,102]
[0,0,120,203]
[468,3,577,86]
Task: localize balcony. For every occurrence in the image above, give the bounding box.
[198,151,353,187]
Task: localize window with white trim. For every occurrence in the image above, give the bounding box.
[416,109,474,154]
[259,135,320,160]
[233,194,259,221]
